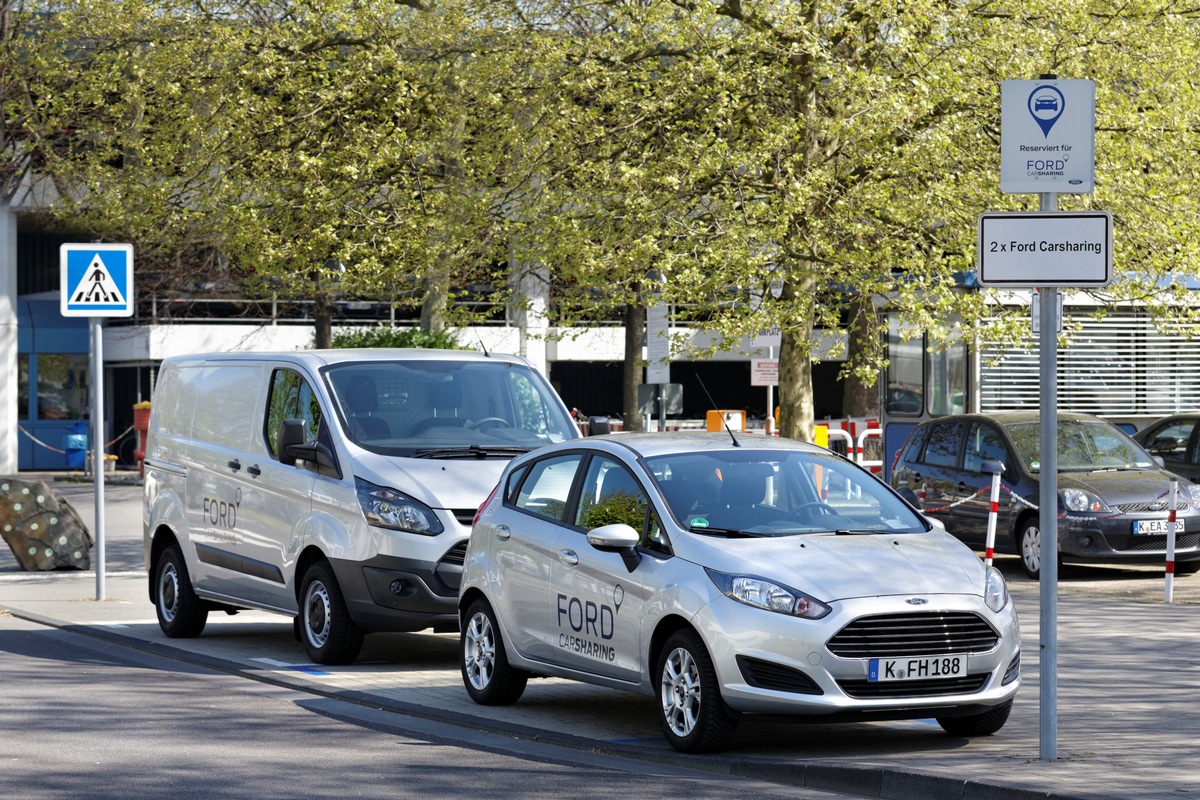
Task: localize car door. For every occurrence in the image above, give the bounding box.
[951,421,1015,548]
[909,420,966,534]
[550,454,648,683]
[495,452,584,663]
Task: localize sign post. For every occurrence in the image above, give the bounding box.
[60,243,134,601]
[988,76,1103,762]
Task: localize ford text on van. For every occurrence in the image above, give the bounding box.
[143,349,581,664]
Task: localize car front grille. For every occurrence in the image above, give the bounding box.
[838,674,990,699]
[1109,533,1200,553]
[453,509,477,526]
[826,612,1000,658]
[1115,500,1190,513]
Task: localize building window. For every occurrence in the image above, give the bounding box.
[36,354,88,420]
[18,354,29,420]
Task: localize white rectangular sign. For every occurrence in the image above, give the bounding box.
[1000,79,1095,194]
[645,303,670,384]
[977,211,1112,288]
[751,359,778,387]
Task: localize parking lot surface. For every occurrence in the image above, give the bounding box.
[2,475,1199,800]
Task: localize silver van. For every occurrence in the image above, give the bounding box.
[143,349,582,664]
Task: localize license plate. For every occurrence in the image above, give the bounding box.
[1133,519,1178,535]
[868,655,967,682]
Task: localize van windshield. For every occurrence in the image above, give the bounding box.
[323,360,578,456]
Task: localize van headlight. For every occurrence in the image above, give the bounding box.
[985,566,1009,613]
[355,477,444,535]
[1061,488,1110,513]
[705,569,830,619]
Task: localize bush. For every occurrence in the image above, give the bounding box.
[331,326,467,350]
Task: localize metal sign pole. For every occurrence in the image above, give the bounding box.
[91,317,106,601]
[1038,192,1059,762]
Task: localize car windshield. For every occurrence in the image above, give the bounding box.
[1005,420,1157,473]
[644,449,927,536]
[322,360,577,456]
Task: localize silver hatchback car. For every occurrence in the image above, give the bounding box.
[459,433,1020,752]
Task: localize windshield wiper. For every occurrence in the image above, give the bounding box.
[687,526,762,538]
[414,445,530,459]
[834,529,884,535]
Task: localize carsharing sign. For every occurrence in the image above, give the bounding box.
[1000,79,1095,194]
[976,211,1112,288]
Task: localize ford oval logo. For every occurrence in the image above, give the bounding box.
[1068,179,1083,185]
[906,598,929,606]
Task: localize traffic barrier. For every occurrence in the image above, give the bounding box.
[982,463,1003,567]
[1166,478,1178,604]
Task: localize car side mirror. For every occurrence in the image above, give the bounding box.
[587,416,611,436]
[277,419,307,466]
[587,523,641,572]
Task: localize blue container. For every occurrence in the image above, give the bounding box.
[63,423,88,469]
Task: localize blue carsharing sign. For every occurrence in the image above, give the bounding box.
[60,243,135,318]
[976,211,1112,288]
[1000,79,1095,194]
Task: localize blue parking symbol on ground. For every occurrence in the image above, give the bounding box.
[60,243,135,318]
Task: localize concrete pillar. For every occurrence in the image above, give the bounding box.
[0,206,18,473]
[512,260,549,376]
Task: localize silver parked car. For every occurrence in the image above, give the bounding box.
[459,433,1020,752]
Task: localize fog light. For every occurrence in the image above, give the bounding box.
[390,579,406,595]
[1078,535,1093,548]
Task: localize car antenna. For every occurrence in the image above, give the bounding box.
[696,376,740,447]
[473,329,490,357]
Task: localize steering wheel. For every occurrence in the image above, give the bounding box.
[468,417,512,431]
[794,502,836,517]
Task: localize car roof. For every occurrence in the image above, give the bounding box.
[918,411,1109,426]
[161,348,526,369]
[578,431,832,460]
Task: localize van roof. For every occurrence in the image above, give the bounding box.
[160,348,528,368]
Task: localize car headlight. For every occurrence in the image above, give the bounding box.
[705,569,830,619]
[1061,488,1111,513]
[1187,484,1200,512]
[355,477,444,535]
[985,566,1009,613]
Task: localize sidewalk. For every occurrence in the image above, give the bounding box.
[2,476,1200,799]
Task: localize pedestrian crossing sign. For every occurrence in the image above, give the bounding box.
[60,243,135,318]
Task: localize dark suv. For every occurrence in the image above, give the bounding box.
[890,412,1200,578]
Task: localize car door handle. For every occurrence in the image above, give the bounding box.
[558,549,579,566]
[227,459,241,472]
[247,464,262,477]
[494,524,511,541]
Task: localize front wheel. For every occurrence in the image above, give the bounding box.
[461,598,528,705]
[1019,519,1065,580]
[155,544,208,638]
[656,629,737,753]
[937,700,1013,736]
[299,561,364,665]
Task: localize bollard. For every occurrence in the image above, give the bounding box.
[982,461,1005,568]
[1165,478,1178,604]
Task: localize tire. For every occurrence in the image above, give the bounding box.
[1019,518,1067,580]
[937,700,1013,737]
[155,544,208,638]
[656,628,738,753]
[1175,561,1200,576]
[299,561,364,665]
[461,598,528,705]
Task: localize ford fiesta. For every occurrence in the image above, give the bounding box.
[458,433,1020,752]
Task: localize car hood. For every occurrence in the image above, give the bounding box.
[676,530,987,602]
[350,451,506,510]
[1052,470,1191,507]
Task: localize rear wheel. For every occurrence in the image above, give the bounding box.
[299,561,364,665]
[937,700,1013,736]
[656,628,738,753]
[155,544,207,638]
[461,598,528,705]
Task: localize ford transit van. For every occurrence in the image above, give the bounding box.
[143,349,581,664]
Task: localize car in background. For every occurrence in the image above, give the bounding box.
[891,412,1200,579]
[459,432,1020,753]
[1134,414,1200,483]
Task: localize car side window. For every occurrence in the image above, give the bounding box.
[575,457,667,550]
[514,454,582,522]
[920,421,963,468]
[265,368,322,457]
[1144,422,1192,459]
[964,423,1009,473]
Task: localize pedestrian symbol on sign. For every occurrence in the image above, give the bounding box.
[71,255,127,306]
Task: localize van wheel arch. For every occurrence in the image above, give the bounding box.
[148,526,181,604]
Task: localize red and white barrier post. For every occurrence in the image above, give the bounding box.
[982,461,1005,568]
[1165,478,1178,604]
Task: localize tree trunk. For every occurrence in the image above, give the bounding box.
[842,292,881,419]
[622,302,646,432]
[314,294,334,349]
[777,275,817,441]
[421,273,451,333]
